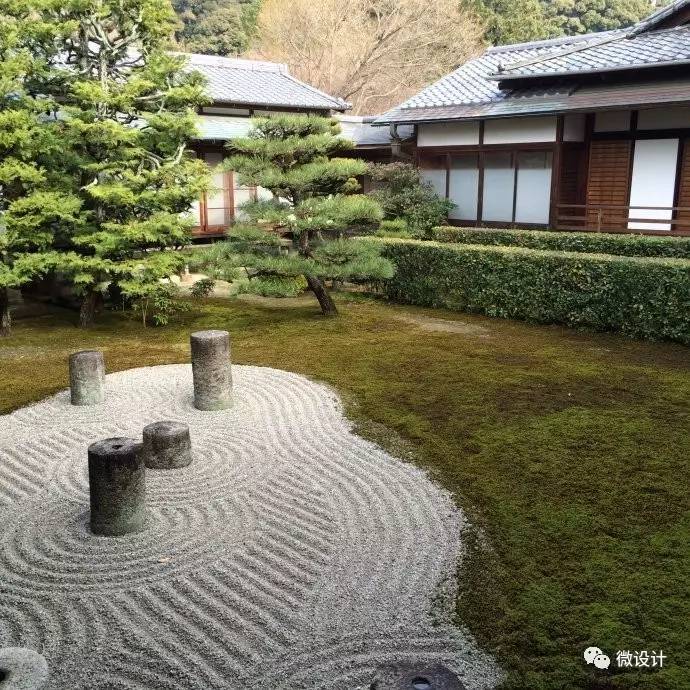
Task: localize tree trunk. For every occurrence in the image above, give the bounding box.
[79,289,99,328]
[0,287,11,337]
[305,274,338,316]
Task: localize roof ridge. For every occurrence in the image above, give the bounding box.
[181,52,288,73]
[495,30,625,75]
[486,29,617,54]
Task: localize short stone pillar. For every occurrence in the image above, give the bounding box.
[142,421,192,470]
[69,350,105,406]
[370,663,465,690]
[0,647,49,690]
[88,437,146,537]
[190,330,233,411]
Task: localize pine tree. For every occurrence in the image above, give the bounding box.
[198,115,391,316]
[23,0,210,328]
[0,0,80,335]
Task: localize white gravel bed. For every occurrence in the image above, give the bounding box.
[0,364,502,689]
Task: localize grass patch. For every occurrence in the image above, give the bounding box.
[1,295,688,689]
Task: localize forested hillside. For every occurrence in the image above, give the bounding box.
[173,0,259,54]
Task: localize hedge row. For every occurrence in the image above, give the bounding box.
[432,226,690,258]
[372,238,690,344]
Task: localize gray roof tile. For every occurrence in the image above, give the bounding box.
[183,54,348,111]
[496,25,690,79]
[377,78,690,123]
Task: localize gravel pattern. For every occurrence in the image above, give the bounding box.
[0,364,503,689]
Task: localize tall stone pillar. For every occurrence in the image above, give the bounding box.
[190,330,233,411]
[69,350,105,406]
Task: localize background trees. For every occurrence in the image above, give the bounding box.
[476,0,557,45]
[196,115,391,315]
[545,0,657,36]
[172,0,259,55]
[252,0,484,115]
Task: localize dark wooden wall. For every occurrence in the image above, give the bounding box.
[585,140,633,229]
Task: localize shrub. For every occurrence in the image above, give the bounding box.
[369,163,454,238]
[120,281,190,327]
[376,219,413,238]
[371,238,690,343]
[235,275,307,297]
[189,277,216,299]
[432,226,690,258]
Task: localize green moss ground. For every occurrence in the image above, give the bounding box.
[1,295,688,689]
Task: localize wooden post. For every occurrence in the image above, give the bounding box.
[550,115,564,229]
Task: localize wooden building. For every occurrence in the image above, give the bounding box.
[185,54,348,239]
[185,56,411,239]
[374,0,690,235]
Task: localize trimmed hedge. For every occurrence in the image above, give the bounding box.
[373,238,690,343]
[432,226,690,258]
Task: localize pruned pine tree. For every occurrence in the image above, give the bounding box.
[25,0,210,327]
[0,0,79,335]
[200,115,391,316]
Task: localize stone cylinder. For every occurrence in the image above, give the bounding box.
[88,437,146,537]
[0,647,49,690]
[370,664,465,690]
[142,421,192,470]
[190,330,233,411]
[69,350,105,406]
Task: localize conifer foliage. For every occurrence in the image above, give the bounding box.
[0,0,76,335]
[1,0,210,329]
[200,115,391,315]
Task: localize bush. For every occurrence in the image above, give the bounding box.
[235,275,307,297]
[371,238,690,343]
[120,281,190,327]
[432,226,690,258]
[189,277,216,299]
[369,163,454,238]
[376,219,413,238]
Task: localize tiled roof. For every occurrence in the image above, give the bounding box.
[336,115,414,146]
[194,113,413,147]
[183,54,349,111]
[374,37,600,123]
[495,25,690,80]
[376,78,690,123]
[378,33,609,114]
[374,1,690,125]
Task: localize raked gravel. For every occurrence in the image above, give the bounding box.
[0,364,503,689]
